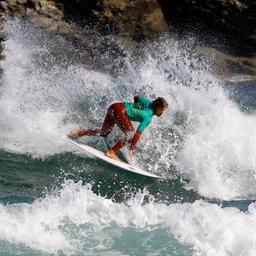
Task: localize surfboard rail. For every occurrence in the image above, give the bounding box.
[68,138,162,179]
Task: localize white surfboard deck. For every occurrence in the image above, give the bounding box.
[68,138,162,179]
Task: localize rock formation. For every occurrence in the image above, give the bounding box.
[0,0,255,77]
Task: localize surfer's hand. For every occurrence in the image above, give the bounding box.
[129,150,134,162]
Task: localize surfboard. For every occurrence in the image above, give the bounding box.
[68,138,162,179]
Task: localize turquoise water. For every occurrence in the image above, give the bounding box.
[1,19,256,255]
[0,150,196,255]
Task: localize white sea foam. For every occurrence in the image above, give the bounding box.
[0,180,256,255]
[0,20,117,156]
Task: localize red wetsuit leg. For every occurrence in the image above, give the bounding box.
[110,103,134,153]
[78,104,116,137]
[99,104,116,136]
[78,129,99,136]
[78,103,135,153]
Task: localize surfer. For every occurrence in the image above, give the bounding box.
[69,96,168,161]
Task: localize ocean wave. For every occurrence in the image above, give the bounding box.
[0,180,256,256]
[1,19,256,201]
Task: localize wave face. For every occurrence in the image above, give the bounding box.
[0,19,256,256]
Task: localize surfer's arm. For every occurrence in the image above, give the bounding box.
[129,117,151,151]
[130,130,142,151]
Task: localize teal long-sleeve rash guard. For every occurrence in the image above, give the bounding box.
[124,96,155,132]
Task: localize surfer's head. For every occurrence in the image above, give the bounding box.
[153,97,168,117]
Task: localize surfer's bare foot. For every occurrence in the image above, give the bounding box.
[105,150,121,161]
[68,130,80,139]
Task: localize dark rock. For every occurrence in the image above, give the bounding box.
[158,0,256,55]
[0,0,255,79]
[0,1,9,11]
[198,47,256,79]
[17,0,27,4]
[93,0,169,39]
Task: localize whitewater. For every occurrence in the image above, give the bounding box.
[0,19,256,255]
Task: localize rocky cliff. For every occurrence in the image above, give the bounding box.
[158,0,256,55]
[0,0,255,77]
[0,0,169,36]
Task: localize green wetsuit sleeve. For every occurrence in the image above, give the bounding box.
[137,116,152,132]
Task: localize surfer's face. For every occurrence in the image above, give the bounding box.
[155,106,167,117]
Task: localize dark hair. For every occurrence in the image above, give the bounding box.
[152,97,169,109]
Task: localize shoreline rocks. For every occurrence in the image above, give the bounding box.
[0,0,255,79]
